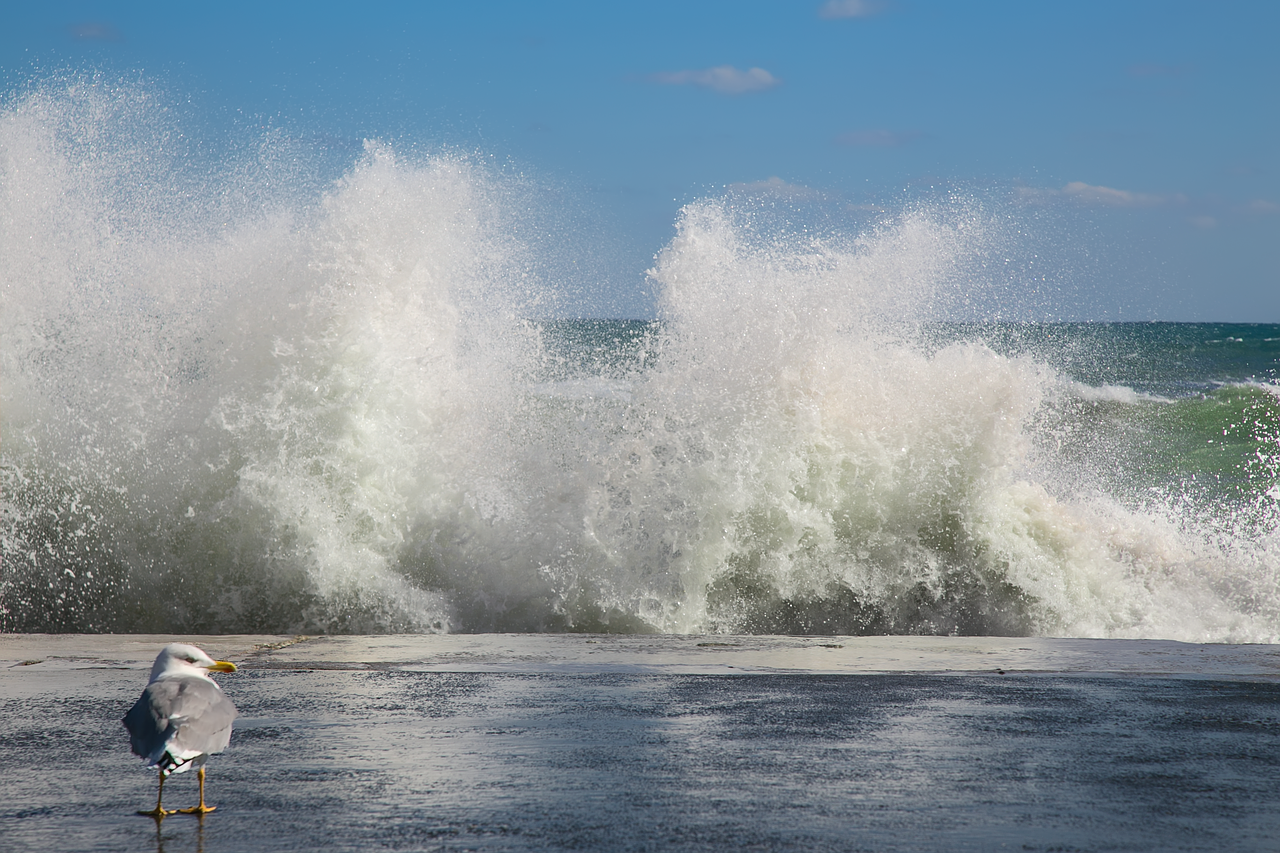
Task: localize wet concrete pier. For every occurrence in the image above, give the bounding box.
[3,634,1278,852]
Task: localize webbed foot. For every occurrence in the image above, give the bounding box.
[175,804,216,815]
[137,806,175,818]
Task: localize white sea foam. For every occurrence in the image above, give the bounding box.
[1065,382,1173,404]
[2,80,1277,640]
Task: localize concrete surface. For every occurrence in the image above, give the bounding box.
[2,635,1278,852]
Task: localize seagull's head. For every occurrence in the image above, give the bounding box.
[150,643,238,683]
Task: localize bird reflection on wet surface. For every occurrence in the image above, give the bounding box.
[148,813,206,853]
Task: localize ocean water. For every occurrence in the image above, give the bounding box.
[3,81,1279,640]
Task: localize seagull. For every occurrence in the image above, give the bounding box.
[123,643,239,817]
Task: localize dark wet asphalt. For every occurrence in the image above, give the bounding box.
[2,669,1279,852]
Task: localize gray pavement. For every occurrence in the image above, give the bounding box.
[2,635,1279,852]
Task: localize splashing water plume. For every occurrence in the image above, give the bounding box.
[3,81,1277,640]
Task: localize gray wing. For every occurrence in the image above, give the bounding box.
[123,677,238,768]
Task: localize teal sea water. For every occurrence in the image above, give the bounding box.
[3,82,1279,640]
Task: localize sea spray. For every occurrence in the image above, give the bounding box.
[627,201,1278,638]
[1,80,546,632]
[2,80,1277,639]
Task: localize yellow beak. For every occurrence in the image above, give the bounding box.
[208,660,237,673]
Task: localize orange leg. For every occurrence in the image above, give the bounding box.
[176,767,217,815]
[137,772,174,818]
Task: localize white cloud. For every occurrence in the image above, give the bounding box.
[726,176,821,199]
[650,65,780,95]
[1061,181,1186,208]
[837,128,922,147]
[68,21,123,41]
[1019,183,1274,229]
[819,0,883,19]
[1011,185,1056,205]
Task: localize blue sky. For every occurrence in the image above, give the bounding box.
[3,1,1278,320]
